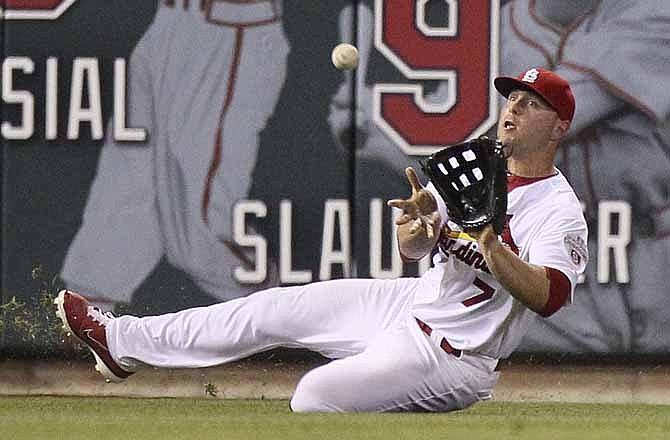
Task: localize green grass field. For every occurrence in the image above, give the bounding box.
[1,397,669,440]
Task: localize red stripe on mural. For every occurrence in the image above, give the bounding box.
[2,0,63,9]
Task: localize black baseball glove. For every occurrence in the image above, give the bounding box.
[421,136,508,235]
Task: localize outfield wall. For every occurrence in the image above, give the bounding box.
[2,0,670,358]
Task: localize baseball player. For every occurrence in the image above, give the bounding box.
[56,69,588,412]
[501,0,670,353]
[60,0,288,309]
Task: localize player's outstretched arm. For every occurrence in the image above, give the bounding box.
[469,226,553,315]
[387,167,442,261]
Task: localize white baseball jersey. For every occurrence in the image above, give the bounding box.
[501,0,670,353]
[413,171,588,359]
[61,0,287,304]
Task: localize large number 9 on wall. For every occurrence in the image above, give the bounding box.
[373,0,500,155]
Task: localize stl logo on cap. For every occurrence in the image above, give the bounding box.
[521,69,540,83]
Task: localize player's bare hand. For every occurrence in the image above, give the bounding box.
[388,167,441,241]
[387,167,438,221]
[406,211,441,239]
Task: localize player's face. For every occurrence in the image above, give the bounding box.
[497,89,562,153]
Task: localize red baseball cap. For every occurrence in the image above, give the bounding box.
[494,68,575,123]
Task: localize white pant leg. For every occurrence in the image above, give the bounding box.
[290,317,499,413]
[106,278,420,369]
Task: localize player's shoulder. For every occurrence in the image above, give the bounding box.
[508,170,573,198]
[509,171,583,219]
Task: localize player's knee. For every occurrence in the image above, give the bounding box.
[290,372,338,413]
[289,392,324,413]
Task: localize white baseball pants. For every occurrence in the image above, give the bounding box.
[106,278,499,412]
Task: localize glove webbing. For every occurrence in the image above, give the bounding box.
[434,147,487,193]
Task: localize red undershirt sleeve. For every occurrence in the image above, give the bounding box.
[539,267,572,317]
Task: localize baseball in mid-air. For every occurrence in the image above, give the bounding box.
[331,43,359,70]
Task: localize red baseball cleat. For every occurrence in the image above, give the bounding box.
[54,289,133,383]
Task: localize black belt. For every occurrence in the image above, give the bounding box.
[415,318,462,357]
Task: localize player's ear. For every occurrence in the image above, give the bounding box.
[551,119,570,141]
